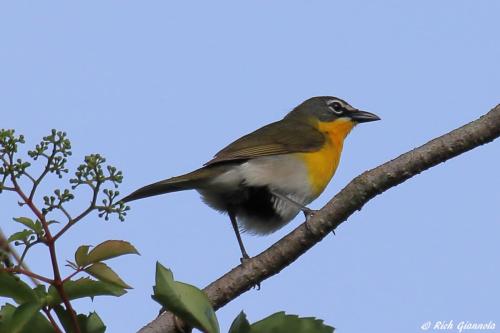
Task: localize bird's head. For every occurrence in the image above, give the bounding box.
[286,96,380,125]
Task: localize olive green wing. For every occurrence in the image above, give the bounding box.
[204,119,325,165]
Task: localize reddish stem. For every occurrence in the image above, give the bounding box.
[43,307,63,333]
[11,177,82,333]
[3,267,53,284]
[63,268,82,283]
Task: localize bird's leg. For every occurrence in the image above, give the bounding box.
[228,211,250,263]
[229,211,262,289]
[271,193,337,235]
[271,191,317,222]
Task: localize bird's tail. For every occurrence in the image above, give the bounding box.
[121,165,225,203]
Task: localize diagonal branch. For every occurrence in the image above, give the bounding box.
[138,104,500,333]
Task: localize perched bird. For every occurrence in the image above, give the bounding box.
[122,96,379,260]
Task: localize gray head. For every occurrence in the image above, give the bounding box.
[286,96,380,123]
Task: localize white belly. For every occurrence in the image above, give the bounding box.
[199,155,316,234]
[239,155,315,205]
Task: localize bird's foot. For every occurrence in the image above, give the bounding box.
[239,253,250,265]
[239,255,261,290]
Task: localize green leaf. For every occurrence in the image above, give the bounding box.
[85,312,106,333]
[52,305,73,333]
[85,262,132,289]
[0,304,16,332]
[250,312,335,333]
[0,271,37,304]
[85,240,139,264]
[32,285,49,305]
[12,217,36,231]
[47,277,126,306]
[228,311,251,333]
[53,305,83,333]
[33,220,45,235]
[53,305,76,333]
[7,229,34,243]
[0,303,55,333]
[75,245,91,267]
[53,305,91,333]
[2,302,43,333]
[53,306,106,333]
[152,262,219,333]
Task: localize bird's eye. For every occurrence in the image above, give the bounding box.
[328,102,344,115]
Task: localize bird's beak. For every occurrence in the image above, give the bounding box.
[349,110,381,123]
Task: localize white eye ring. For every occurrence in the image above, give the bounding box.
[328,102,344,115]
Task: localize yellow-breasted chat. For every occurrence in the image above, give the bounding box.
[122,96,380,259]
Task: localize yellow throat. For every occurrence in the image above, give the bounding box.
[297,118,355,197]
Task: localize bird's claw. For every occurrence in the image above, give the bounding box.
[239,256,261,290]
[240,254,250,265]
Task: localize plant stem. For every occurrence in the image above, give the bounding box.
[53,182,100,241]
[4,267,53,284]
[63,268,82,283]
[0,228,39,285]
[0,185,15,191]
[19,239,41,264]
[28,142,57,201]
[23,171,36,183]
[43,307,63,333]
[10,175,82,333]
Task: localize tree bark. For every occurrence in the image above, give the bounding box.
[138,104,500,333]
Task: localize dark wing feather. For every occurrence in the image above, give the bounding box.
[204,119,325,165]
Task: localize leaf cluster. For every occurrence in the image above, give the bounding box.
[152,263,335,333]
[1,129,135,333]
[0,240,139,332]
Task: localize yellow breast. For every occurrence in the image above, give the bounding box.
[296,118,355,197]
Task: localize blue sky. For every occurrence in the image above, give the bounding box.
[1,1,499,332]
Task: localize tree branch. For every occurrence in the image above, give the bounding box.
[138,104,500,333]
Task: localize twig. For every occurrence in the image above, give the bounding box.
[0,228,39,285]
[59,205,72,222]
[23,171,36,184]
[53,181,101,241]
[29,142,57,201]
[43,307,63,333]
[4,267,53,284]
[0,185,15,191]
[63,268,82,283]
[19,239,42,264]
[138,104,500,333]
